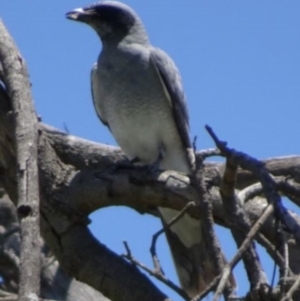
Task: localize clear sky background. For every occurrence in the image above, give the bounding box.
[2,1,300,300]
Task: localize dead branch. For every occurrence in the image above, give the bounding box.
[280,275,300,301]
[150,202,195,275]
[0,20,40,301]
[212,204,274,301]
[206,125,300,244]
[192,165,236,300]
[220,159,267,291]
[122,241,186,300]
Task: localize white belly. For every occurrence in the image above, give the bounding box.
[108,104,167,164]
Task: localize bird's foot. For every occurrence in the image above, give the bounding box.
[114,159,136,170]
[130,156,162,174]
[106,157,148,171]
[99,155,163,176]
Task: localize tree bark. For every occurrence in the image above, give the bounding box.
[0,20,40,301]
[0,194,110,301]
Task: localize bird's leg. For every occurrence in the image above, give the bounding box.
[130,157,141,165]
[112,158,138,170]
[148,146,164,172]
[107,146,165,174]
[128,157,154,172]
[108,157,144,171]
[133,145,165,173]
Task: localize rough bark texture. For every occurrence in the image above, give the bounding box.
[1,18,300,301]
[0,20,40,301]
[0,194,110,301]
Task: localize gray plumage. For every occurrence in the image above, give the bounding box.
[66,1,222,297]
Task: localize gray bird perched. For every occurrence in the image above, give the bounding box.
[66,1,224,297]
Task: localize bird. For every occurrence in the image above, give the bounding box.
[66,1,226,297]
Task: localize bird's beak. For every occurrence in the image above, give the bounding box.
[66,8,96,22]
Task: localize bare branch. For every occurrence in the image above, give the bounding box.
[191,166,236,299]
[196,148,221,160]
[122,241,186,300]
[206,125,300,245]
[255,232,289,275]
[238,183,264,204]
[238,181,295,274]
[212,204,274,301]
[280,230,290,295]
[220,159,267,291]
[150,202,195,275]
[0,20,40,301]
[280,275,300,301]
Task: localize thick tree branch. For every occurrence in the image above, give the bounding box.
[0,194,111,301]
[0,21,40,301]
[42,124,300,195]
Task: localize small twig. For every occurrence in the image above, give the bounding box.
[189,164,236,300]
[196,148,221,160]
[238,180,293,275]
[122,241,189,300]
[279,229,290,296]
[192,135,197,152]
[123,240,132,257]
[276,178,300,207]
[256,232,291,275]
[213,266,233,301]
[190,275,221,301]
[214,205,273,300]
[206,125,300,245]
[238,183,264,204]
[63,122,69,134]
[150,202,195,274]
[196,169,235,299]
[280,274,300,301]
[239,177,300,206]
[282,233,289,282]
[217,158,268,300]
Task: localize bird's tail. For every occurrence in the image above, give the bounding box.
[159,208,235,298]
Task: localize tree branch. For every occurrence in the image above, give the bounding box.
[220,159,267,290]
[0,20,40,301]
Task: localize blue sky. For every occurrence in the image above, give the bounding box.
[2,1,300,300]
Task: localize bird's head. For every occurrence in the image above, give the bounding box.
[66,1,149,45]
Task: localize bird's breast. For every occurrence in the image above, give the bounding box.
[94,47,187,169]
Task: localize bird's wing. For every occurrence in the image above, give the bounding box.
[90,63,109,128]
[150,47,191,149]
